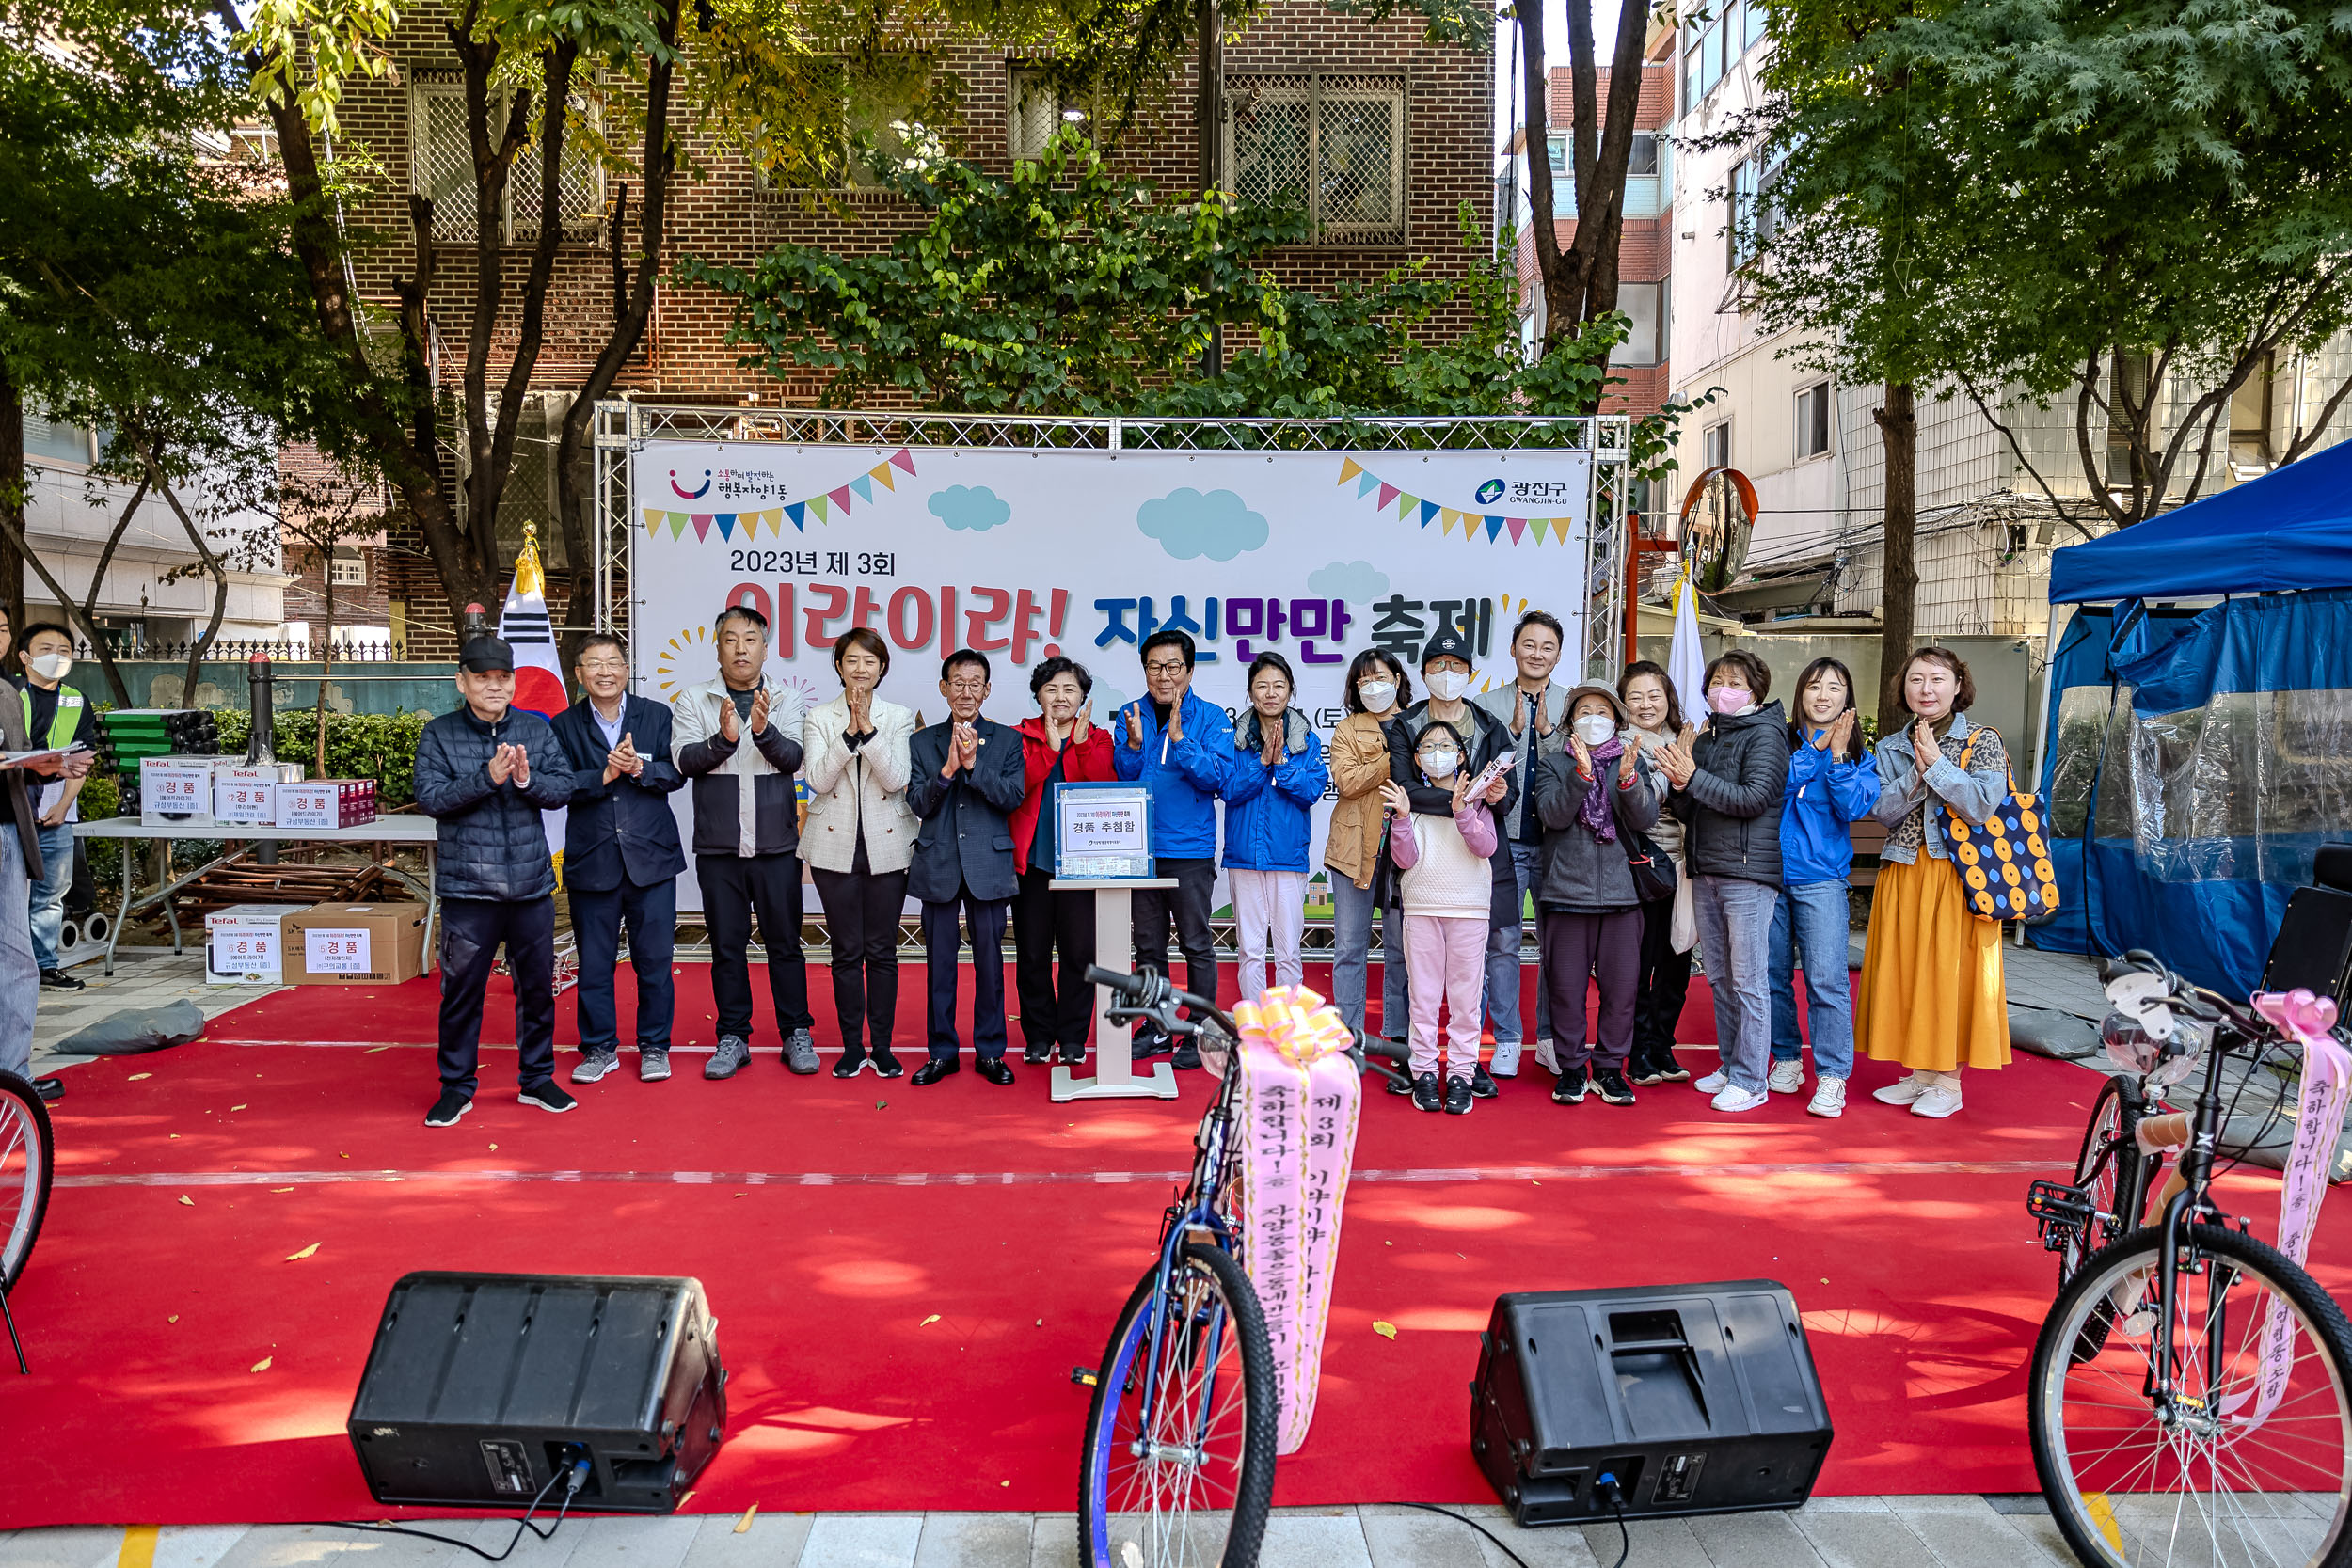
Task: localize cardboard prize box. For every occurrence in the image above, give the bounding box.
[205,904,294,986]
[282,902,431,985]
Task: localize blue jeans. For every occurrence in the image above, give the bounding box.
[1328,874,1408,1037]
[569,875,678,1053]
[1692,874,1775,1093]
[1480,841,1550,1048]
[1771,879,1854,1080]
[0,830,35,1079]
[29,819,73,972]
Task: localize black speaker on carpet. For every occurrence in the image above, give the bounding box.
[348,1272,725,1514]
[1470,1280,1833,1527]
[2261,884,2352,1004]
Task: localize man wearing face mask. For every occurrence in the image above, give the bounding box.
[1472,610,1569,1078]
[14,624,99,992]
[1384,626,1517,1098]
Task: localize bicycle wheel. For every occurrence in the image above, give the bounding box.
[2061,1078,2145,1289]
[0,1070,54,1292]
[1079,1242,1277,1568]
[2030,1223,2352,1568]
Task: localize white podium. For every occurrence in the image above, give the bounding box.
[1048,877,1182,1101]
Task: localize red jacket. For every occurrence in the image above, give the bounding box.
[1013,717,1117,873]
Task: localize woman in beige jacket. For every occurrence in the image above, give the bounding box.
[1322,649,1412,1039]
[802,627,921,1076]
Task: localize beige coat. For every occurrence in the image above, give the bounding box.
[1320,711,1398,889]
[799,693,920,874]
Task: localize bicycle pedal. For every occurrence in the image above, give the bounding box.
[1071,1365,1099,1388]
[2027,1180,2095,1226]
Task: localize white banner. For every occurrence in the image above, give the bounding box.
[628,443,1595,911]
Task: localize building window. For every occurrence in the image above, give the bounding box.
[409,76,604,241]
[1703,420,1732,471]
[2105,350,2152,488]
[24,412,100,467]
[328,549,368,588]
[1008,66,1059,161]
[1795,381,1831,459]
[2229,353,2275,477]
[1627,133,1660,176]
[1684,0,1751,109]
[1611,280,1665,368]
[1226,74,1406,245]
[1726,143,1787,268]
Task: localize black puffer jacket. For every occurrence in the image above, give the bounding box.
[414,705,577,900]
[1668,702,1789,887]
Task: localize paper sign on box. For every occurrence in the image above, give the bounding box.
[304,928,373,974]
[281,902,428,985]
[140,758,216,827]
[205,904,290,985]
[214,767,280,825]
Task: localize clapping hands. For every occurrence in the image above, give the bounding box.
[486,742,531,788]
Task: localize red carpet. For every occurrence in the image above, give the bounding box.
[6,960,2347,1528]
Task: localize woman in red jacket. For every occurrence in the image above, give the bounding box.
[1012,656,1117,1065]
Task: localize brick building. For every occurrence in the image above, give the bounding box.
[304,7,1495,653]
[1498,32,1676,420]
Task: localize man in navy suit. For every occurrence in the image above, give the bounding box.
[903,649,1027,1085]
[550,632,687,1085]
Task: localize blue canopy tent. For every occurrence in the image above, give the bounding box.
[2035,439,2352,995]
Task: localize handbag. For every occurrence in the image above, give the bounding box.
[1622,826,1678,905]
[1942,729,2061,923]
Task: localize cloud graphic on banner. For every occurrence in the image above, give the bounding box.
[1307,560,1389,600]
[929,484,1011,532]
[1137,488,1268,562]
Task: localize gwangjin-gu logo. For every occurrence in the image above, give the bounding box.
[1474,478,1506,506]
[669,467,713,500]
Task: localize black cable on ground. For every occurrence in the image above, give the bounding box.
[325,1459,589,1562]
[1380,1500,1537,1567]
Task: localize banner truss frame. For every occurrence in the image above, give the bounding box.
[594,404,1634,685]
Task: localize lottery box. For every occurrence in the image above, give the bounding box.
[204,904,293,986]
[281,902,429,986]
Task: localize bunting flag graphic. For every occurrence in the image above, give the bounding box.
[641,449,917,543]
[1332,457,1579,545]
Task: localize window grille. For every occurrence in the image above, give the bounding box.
[1225,73,1406,245]
[1009,67,1059,160]
[410,77,604,243]
[328,550,368,588]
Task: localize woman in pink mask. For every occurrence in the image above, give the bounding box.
[1651,650,1789,1114]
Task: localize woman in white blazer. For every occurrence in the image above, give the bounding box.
[802,627,921,1076]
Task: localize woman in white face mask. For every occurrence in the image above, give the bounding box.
[1321,648,1414,1039]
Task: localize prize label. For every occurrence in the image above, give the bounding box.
[211,929,279,974]
[306,928,373,974]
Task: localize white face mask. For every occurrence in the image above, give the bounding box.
[1426,669,1470,702]
[1574,713,1616,746]
[1419,748,1460,780]
[1357,680,1396,710]
[28,653,71,681]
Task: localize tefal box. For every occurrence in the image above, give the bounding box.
[214,762,303,826]
[140,756,217,828]
[276,779,377,831]
[204,904,292,986]
[281,902,430,985]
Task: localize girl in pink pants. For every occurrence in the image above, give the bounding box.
[1381,722,1501,1117]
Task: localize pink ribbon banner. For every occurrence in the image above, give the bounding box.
[1229,985,1363,1456]
[2222,988,2352,1431]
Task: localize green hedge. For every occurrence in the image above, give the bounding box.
[211,710,433,808]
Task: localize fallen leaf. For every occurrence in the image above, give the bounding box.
[999,1480,1009,1487]
[1820,1277,1830,1284]
[678,1490,695,1510]
[178,1195,194,1207]
[877,1100,888,1110]
[487,1144,498,1151]
[251,1356,273,1372]
[1035,1319,1043,1326]
[1384,1240,1392,1245]
[270,1187,294,1194]
[230,1104,247,1112]
[1372,1321,1398,1340]
[365,1045,394,1053]
[921,1314,941,1326]
[734,1193,746,1199]
[339,1152,349,1159]
[285,1243,321,1261]
[167,1315,179,1323]
[732,1505,757,1534]
[128,1073,151,1081]
[168,1133,180,1139]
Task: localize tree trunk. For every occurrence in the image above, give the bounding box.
[1196,0,1223,373]
[139,455,230,705]
[0,368,24,641]
[78,471,148,705]
[316,550,334,779]
[1873,381,1919,730]
[1517,0,1650,378]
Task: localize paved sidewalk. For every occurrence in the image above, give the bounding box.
[0,1496,2088,1568]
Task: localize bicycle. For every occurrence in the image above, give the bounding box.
[0,1067,55,1373]
[1072,967,1409,1568]
[2036,1006,2196,1290]
[2024,951,2352,1568]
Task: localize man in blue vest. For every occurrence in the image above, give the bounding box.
[15,623,99,992]
[549,632,685,1085]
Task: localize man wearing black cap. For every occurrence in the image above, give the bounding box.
[413,635,580,1126]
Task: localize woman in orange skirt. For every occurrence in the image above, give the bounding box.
[1856,646,2012,1117]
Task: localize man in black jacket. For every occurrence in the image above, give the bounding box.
[903,649,1026,1085]
[414,636,579,1126]
[550,632,686,1086]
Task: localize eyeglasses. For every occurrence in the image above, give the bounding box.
[1144,659,1187,675]
[580,660,627,673]
[946,680,988,695]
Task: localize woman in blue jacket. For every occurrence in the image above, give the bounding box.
[1222,652,1329,1000]
[1767,657,1880,1118]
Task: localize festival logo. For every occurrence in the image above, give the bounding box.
[670,467,714,499]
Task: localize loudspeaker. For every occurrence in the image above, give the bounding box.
[1470,1280,1833,1526]
[2262,885,2352,1004]
[348,1272,725,1514]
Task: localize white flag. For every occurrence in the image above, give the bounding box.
[498,526,569,857]
[1668,573,1707,729]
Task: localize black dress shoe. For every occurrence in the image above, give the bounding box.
[832,1048,868,1079]
[33,1076,63,1103]
[977,1056,1016,1085]
[911,1059,959,1085]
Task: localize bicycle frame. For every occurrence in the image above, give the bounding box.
[2149,1016,2244,1408]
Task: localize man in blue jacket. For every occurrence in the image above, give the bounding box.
[550,632,686,1087]
[414,636,579,1127]
[1112,627,1232,1069]
[903,649,1027,1085]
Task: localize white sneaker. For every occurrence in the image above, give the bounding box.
[1872,1070,1931,1106]
[1911,1076,1963,1118]
[1490,1041,1521,1078]
[1767,1058,1807,1094]
[1711,1083,1770,1114]
[1807,1077,1847,1118]
[1694,1069,1730,1095]
[1532,1037,1559,1075]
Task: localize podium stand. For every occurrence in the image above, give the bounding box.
[1049,877,1182,1102]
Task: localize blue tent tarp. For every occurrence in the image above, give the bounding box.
[2048,436,2352,602]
